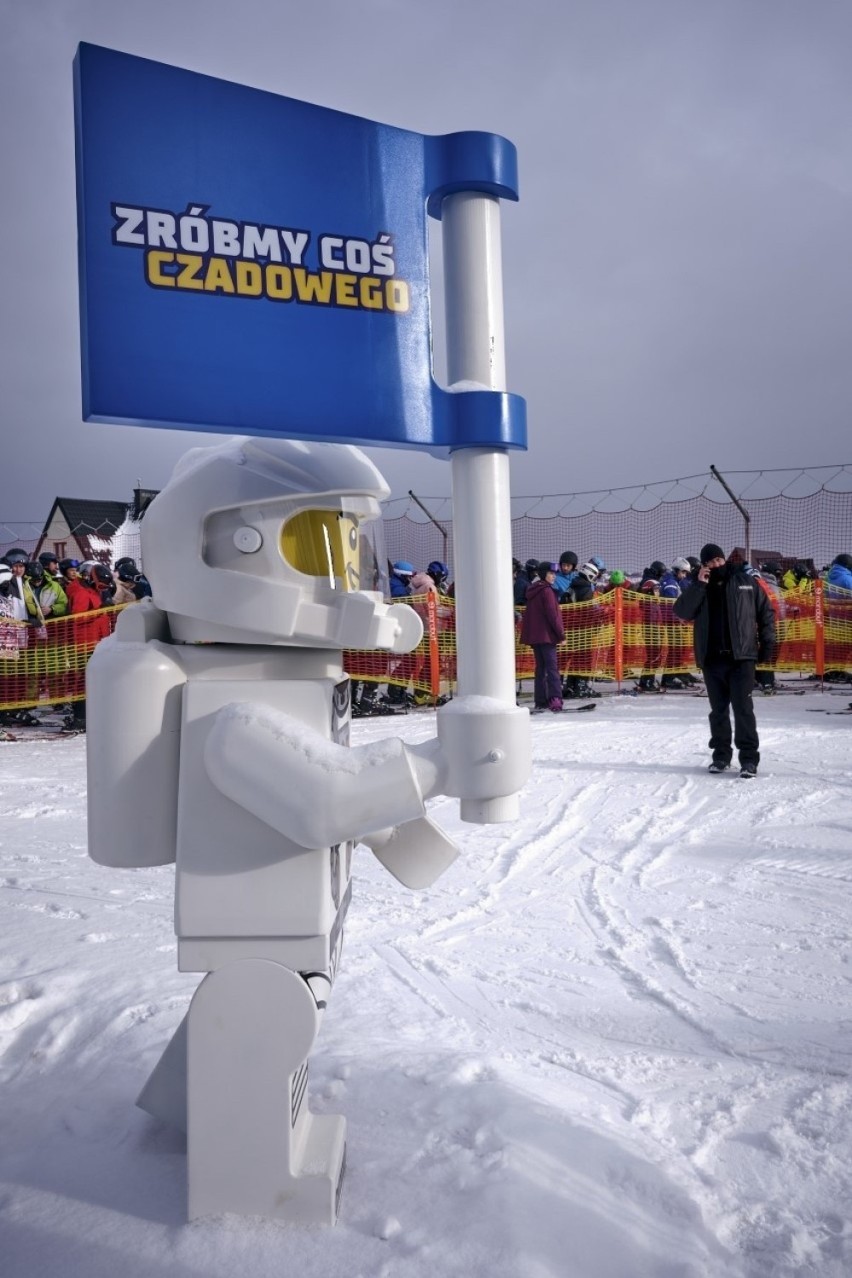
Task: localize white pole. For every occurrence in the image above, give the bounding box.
[442,191,519,823]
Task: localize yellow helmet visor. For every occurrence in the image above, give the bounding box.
[281,508,385,592]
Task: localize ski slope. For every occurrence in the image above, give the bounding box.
[1,688,851,1277]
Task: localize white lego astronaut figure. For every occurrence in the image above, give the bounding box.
[86,436,529,1224]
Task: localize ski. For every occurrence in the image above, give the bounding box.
[530,702,597,715]
[805,705,852,715]
[0,729,83,742]
[625,685,706,697]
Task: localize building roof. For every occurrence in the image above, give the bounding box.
[36,497,133,562]
[54,498,130,537]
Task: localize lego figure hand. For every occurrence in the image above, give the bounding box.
[361,816,458,889]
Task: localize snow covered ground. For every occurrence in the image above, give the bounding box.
[2,687,851,1277]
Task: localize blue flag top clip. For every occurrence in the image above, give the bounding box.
[74,43,526,453]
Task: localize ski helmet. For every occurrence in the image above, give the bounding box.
[2,548,29,566]
[392,561,414,577]
[26,561,44,583]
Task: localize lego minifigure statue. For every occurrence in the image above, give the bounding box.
[86,436,529,1223]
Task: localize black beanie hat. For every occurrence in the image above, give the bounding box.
[700,543,725,564]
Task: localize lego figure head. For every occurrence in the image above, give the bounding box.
[141,437,423,651]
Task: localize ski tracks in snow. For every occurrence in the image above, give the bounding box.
[353,700,852,1275]
[0,704,850,1275]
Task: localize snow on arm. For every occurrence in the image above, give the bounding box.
[204,701,428,848]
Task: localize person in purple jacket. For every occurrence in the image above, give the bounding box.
[519,561,565,712]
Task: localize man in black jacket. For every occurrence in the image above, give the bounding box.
[674,543,775,778]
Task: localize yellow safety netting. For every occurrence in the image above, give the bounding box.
[2,585,850,711]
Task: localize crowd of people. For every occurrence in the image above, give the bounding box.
[352,558,452,716]
[513,549,852,713]
[0,548,151,731]
[1,541,850,731]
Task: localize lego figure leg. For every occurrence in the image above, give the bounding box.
[187,957,346,1224]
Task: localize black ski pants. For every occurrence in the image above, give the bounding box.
[702,658,759,768]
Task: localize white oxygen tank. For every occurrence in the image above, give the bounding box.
[86,601,186,867]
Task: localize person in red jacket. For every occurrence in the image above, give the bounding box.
[64,561,111,730]
[519,561,565,712]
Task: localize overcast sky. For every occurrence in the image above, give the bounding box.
[2,0,851,522]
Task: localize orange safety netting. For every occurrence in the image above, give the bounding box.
[0,607,123,711]
[2,585,851,713]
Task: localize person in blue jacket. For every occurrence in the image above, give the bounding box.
[554,552,578,602]
[659,558,691,600]
[389,561,414,598]
[827,553,852,593]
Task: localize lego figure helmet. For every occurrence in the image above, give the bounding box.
[141,436,422,652]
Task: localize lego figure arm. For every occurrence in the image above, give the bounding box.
[203,702,458,887]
